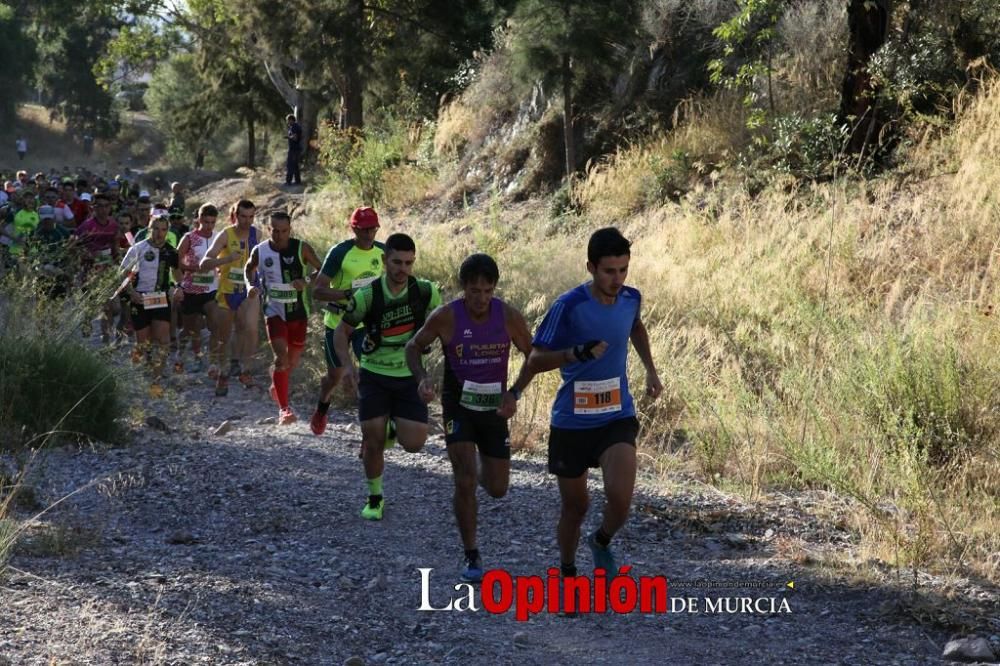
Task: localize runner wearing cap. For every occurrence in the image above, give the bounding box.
[199,199,261,395]
[121,214,180,396]
[175,203,221,374]
[405,253,536,582]
[245,210,322,424]
[528,227,663,579]
[309,206,386,435]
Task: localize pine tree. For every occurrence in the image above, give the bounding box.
[508,0,637,179]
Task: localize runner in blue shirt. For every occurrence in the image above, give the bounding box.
[529,227,663,580]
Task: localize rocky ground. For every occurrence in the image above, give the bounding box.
[1,343,997,665]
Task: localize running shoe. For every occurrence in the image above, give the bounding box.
[279,408,297,425]
[361,497,384,521]
[384,418,397,449]
[239,372,255,388]
[215,375,229,397]
[460,555,484,583]
[309,410,327,436]
[588,531,616,574]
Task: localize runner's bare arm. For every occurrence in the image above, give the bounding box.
[405,304,451,385]
[497,303,536,417]
[310,273,345,302]
[302,241,323,272]
[630,316,663,399]
[332,320,358,384]
[244,247,259,294]
[504,304,535,391]
[176,235,196,273]
[198,233,233,269]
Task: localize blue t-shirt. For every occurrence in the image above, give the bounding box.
[532,283,641,428]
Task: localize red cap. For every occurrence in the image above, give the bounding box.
[350,206,379,229]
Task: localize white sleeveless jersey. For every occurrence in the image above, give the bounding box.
[255,238,308,321]
[180,230,219,293]
[121,239,178,293]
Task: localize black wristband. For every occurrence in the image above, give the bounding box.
[572,340,601,362]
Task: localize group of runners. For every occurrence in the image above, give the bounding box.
[307,214,664,584]
[3,173,665,584]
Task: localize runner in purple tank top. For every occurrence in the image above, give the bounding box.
[406,253,536,583]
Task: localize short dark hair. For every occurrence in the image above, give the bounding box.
[236,199,255,211]
[270,210,291,224]
[198,203,218,218]
[93,192,111,204]
[459,253,499,285]
[587,227,631,266]
[385,233,416,255]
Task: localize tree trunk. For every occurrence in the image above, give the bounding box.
[247,115,256,169]
[839,0,890,155]
[295,90,320,162]
[340,0,365,130]
[562,52,575,179]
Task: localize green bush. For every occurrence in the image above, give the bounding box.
[0,269,125,449]
[0,337,123,448]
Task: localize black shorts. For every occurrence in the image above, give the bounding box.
[547,416,639,478]
[130,301,172,331]
[181,290,217,316]
[358,368,428,423]
[442,399,511,460]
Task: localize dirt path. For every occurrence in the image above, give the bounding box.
[0,343,977,665]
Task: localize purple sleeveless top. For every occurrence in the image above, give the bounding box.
[442,298,511,406]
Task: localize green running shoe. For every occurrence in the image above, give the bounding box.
[361,497,384,521]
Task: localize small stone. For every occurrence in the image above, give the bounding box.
[166,530,196,545]
[258,417,277,425]
[942,636,996,662]
[144,416,170,432]
[343,658,365,666]
[212,420,233,436]
[513,632,531,648]
[722,534,749,549]
[367,574,387,592]
[371,653,388,664]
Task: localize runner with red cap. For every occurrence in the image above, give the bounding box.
[309,206,386,435]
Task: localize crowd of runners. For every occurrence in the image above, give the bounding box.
[0,167,664,587]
